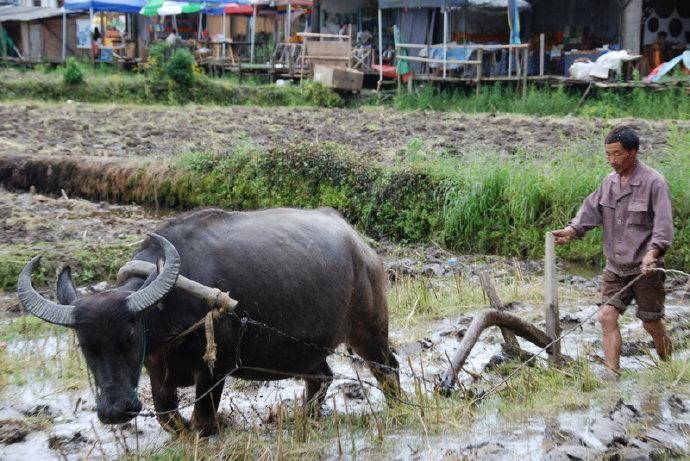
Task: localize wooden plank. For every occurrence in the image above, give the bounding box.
[396,55,481,65]
[544,232,562,364]
[479,272,521,352]
[396,43,528,51]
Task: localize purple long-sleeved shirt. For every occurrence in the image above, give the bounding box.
[569,162,674,276]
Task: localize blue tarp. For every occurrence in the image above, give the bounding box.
[64,0,146,13]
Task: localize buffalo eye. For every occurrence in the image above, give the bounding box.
[119,324,137,351]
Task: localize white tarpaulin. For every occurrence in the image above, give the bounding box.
[569,50,640,80]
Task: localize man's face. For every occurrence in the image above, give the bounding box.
[605,142,636,174]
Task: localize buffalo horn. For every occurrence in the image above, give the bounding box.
[126,233,180,314]
[17,256,77,326]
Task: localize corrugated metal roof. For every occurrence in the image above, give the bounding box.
[0,5,64,21]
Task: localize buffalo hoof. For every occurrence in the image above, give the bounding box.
[157,413,189,435]
[190,413,220,437]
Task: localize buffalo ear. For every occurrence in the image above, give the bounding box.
[139,264,160,290]
[56,266,78,305]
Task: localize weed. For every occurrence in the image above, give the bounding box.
[62,58,85,86]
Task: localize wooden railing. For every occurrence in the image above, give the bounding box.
[394,42,530,94]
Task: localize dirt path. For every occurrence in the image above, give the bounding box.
[1,102,687,160]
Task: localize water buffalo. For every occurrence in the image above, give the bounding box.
[18,207,400,435]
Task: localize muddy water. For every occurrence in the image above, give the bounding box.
[2,301,688,460]
[1,191,689,460]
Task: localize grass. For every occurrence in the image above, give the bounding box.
[4,129,688,275]
[140,131,690,272]
[0,68,343,108]
[0,318,87,392]
[0,239,140,291]
[386,270,595,327]
[393,83,690,120]
[1,65,689,119]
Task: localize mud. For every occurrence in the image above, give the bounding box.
[1,102,688,160]
[1,191,689,460]
[0,187,162,247]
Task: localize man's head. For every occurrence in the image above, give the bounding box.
[605,126,639,174]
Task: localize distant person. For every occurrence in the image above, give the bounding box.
[165,28,179,46]
[92,26,101,43]
[552,126,673,378]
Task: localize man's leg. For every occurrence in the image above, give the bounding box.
[642,319,673,360]
[635,269,671,361]
[596,305,622,371]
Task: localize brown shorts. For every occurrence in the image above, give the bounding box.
[601,270,666,321]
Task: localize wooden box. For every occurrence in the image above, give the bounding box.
[313,65,363,91]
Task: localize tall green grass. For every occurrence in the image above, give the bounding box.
[393,84,690,119]
[152,131,689,271]
[0,68,343,107]
[2,67,689,119]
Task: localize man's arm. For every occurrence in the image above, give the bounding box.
[553,186,604,245]
[642,178,674,273]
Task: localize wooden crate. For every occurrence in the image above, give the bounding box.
[313,65,363,91]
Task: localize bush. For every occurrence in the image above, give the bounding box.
[63,58,85,86]
[165,48,197,87]
[299,82,342,108]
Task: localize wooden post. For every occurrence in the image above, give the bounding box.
[377,8,383,90]
[250,5,257,63]
[522,46,528,97]
[442,8,448,79]
[544,232,562,364]
[475,47,483,96]
[539,33,545,76]
[62,10,67,63]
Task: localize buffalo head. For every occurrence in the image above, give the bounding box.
[17,234,180,424]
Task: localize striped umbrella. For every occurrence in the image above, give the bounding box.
[140,0,204,16]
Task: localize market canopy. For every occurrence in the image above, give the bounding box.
[64,0,147,13]
[223,3,253,14]
[378,0,529,10]
[140,0,204,15]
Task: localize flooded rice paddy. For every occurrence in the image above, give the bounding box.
[0,188,688,460]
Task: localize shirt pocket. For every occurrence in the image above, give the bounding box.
[628,201,650,227]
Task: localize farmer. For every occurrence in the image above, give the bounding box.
[552,126,673,376]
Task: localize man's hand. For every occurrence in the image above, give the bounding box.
[552,226,577,245]
[641,250,659,276]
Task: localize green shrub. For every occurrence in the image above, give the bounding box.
[165,48,197,87]
[62,58,85,86]
[299,82,342,108]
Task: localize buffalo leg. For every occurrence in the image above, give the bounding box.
[148,364,188,434]
[190,368,225,437]
[304,360,333,416]
[352,342,401,401]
